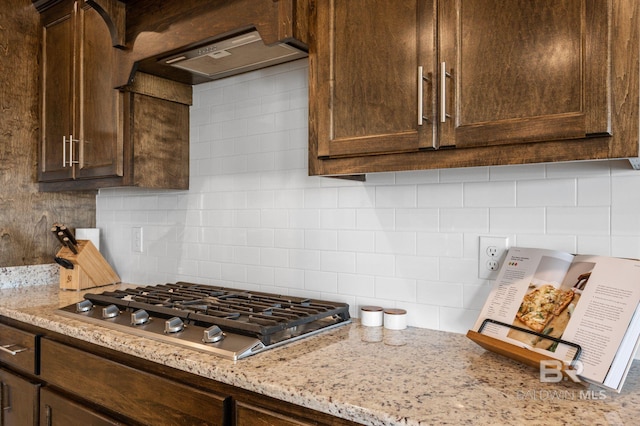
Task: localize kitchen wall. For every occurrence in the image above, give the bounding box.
[96,59,640,333]
[0,0,95,267]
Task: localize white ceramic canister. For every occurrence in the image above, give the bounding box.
[360,306,384,327]
[383,308,407,330]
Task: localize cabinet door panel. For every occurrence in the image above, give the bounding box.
[441,0,611,148]
[0,368,39,426]
[40,387,122,426]
[40,2,75,182]
[313,0,436,158]
[76,2,123,180]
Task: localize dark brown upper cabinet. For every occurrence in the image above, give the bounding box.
[309,0,637,176]
[36,0,191,192]
[38,0,124,185]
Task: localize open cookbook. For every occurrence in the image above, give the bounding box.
[470,247,640,392]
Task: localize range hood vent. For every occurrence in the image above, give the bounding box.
[159,31,307,81]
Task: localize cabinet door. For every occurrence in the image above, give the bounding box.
[39,0,75,182]
[0,368,39,426]
[40,387,122,426]
[312,0,436,161]
[75,1,123,180]
[439,0,611,148]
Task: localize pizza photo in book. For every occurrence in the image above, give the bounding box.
[470,247,640,392]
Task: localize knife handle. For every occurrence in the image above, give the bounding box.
[63,237,78,254]
[59,225,78,246]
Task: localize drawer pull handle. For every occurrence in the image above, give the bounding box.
[0,344,27,356]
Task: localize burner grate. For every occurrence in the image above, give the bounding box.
[82,282,350,345]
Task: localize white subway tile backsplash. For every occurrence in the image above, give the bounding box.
[375,231,416,255]
[546,206,610,235]
[417,183,463,208]
[375,276,416,302]
[356,209,395,231]
[96,59,640,335]
[337,230,375,253]
[416,232,463,258]
[321,251,356,273]
[489,207,545,234]
[305,229,337,250]
[517,179,576,207]
[439,208,488,232]
[337,273,375,297]
[357,253,395,277]
[375,185,417,208]
[577,177,611,206]
[395,255,438,280]
[464,181,516,207]
[417,281,463,308]
[396,209,439,232]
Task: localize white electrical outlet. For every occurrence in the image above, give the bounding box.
[478,236,509,279]
[132,227,143,253]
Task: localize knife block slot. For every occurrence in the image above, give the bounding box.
[56,240,120,291]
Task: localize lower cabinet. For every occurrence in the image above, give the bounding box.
[0,319,357,426]
[40,387,122,426]
[0,367,40,426]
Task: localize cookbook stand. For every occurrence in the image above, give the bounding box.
[56,240,121,291]
[466,318,583,374]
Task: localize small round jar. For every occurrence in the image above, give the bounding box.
[360,306,384,327]
[383,308,407,330]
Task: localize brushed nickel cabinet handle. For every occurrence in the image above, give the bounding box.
[418,66,431,126]
[69,134,74,166]
[1,382,10,412]
[62,135,67,167]
[440,62,452,123]
[0,344,27,356]
[418,66,424,125]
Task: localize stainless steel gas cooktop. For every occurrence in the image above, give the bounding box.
[57,282,351,361]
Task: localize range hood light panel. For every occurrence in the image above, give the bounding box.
[160,30,307,79]
[165,55,187,65]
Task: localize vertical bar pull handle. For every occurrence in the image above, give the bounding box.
[69,134,74,167]
[440,62,452,123]
[418,66,431,126]
[2,382,10,411]
[62,135,67,167]
[418,66,424,126]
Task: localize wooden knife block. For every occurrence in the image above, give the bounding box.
[57,240,121,291]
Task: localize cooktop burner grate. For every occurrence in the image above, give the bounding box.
[75,282,351,346]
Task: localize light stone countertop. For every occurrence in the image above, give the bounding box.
[1,281,639,425]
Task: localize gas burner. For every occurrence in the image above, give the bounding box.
[57,282,351,360]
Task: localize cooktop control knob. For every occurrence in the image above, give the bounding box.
[164,317,184,334]
[102,304,120,319]
[131,309,150,325]
[203,325,225,343]
[76,299,93,313]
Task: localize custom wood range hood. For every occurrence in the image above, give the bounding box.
[33,0,310,86]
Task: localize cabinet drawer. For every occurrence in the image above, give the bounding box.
[40,338,226,425]
[0,323,39,375]
[236,401,311,426]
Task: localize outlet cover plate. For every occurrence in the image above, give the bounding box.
[478,236,509,280]
[132,227,143,253]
